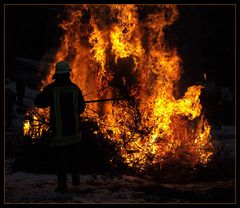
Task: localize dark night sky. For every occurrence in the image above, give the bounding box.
[5,5,235,93]
[169,5,235,93]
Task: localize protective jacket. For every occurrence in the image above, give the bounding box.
[34,77,85,147]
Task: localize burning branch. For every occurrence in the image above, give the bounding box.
[23,109,51,139]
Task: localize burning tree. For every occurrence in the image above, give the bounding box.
[24,5,214,172]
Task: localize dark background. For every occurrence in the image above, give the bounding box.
[169,5,235,93]
[5,5,63,79]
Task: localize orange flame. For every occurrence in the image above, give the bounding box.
[24,5,213,171]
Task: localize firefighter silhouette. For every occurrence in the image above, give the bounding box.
[34,61,85,193]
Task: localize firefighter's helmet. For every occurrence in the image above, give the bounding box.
[55,61,71,75]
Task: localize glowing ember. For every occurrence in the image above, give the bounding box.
[24,5,213,171]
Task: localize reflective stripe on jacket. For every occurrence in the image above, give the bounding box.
[51,86,81,147]
[34,78,85,147]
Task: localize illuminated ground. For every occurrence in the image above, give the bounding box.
[5,167,234,203]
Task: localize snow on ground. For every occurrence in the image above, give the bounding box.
[211,125,235,160]
[5,172,146,203]
[4,168,235,203]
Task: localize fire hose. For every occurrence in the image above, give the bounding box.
[85,97,129,104]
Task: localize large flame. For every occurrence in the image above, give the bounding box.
[24,5,213,171]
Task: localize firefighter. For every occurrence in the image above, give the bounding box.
[34,61,85,193]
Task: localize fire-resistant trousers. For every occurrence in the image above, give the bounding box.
[52,141,82,186]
